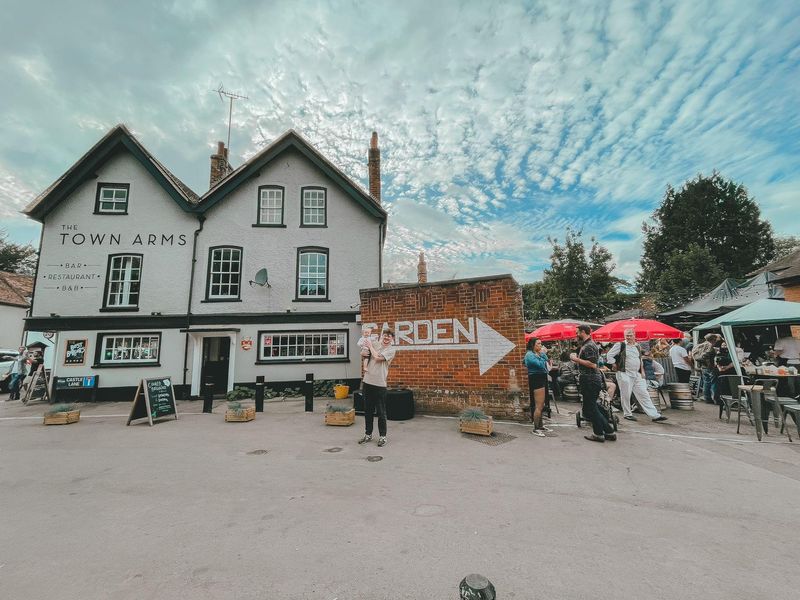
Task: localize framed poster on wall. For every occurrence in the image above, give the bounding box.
[64,339,88,365]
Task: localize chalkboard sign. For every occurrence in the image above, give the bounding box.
[127,377,178,426]
[63,339,87,365]
[22,367,51,405]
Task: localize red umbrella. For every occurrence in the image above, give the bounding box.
[526,320,597,342]
[591,318,683,342]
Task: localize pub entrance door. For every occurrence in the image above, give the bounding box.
[200,337,230,396]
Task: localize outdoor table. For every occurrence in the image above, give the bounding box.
[739,384,765,441]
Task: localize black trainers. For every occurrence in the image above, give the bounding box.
[652,415,668,422]
[604,433,617,441]
[623,415,637,421]
[358,434,372,444]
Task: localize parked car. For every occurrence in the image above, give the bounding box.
[0,349,21,392]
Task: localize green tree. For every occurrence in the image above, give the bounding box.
[0,228,37,274]
[523,229,629,321]
[651,244,726,309]
[773,235,800,260]
[637,171,775,295]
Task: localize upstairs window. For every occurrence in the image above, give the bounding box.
[297,248,328,300]
[95,183,130,214]
[104,254,142,309]
[206,246,242,300]
[301,187,327,226]
[257,185,285,226]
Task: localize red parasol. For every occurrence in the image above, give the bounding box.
[526,320,596,342]
[591,318,683,342]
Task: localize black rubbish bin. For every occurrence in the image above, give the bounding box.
[353,390,365,415]
[386,388,414,420]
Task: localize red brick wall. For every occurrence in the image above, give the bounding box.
[359,276,529,421]
[784,285,800,302]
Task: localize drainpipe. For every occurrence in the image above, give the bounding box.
[182,215,206,394]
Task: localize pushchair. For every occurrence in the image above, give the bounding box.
[576,387,619,432]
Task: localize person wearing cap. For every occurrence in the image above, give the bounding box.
[358,328,397,447]
[606,329,667,423]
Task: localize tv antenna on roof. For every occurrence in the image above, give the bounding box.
[212,83,249,158]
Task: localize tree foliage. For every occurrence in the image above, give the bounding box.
[650,244,726,309]
[774,235,800,261]
[0,229,37,275]
[637,172,775,304]
[522,229,633,321]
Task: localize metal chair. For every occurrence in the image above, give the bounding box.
[753,379,782,428]
[718,375,750,423]
[780,404,800,441]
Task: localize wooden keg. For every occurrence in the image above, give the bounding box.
[668,383,693,410]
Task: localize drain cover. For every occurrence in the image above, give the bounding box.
[366,455,383,462]
[324,447,343,453]
[247,449,269,455]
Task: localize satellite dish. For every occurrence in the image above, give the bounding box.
[249,268,270,288]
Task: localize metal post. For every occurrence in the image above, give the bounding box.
[202,376,214,414]
[255,375,265,412]
[304,372,314,412]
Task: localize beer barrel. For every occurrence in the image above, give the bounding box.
[562,384,581,402]
[668,383,693,410]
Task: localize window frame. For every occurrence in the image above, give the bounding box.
[254,185,286,227]
[300,186,327,227]
[255,328,349,364]
[93,331,161,368]
[204,245,244,302]
[295,247,330,302]
[101,253,143,312]
[94,183,130,215]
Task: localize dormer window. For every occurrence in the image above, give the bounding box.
[301,187,327,227]
[94,183,130,214]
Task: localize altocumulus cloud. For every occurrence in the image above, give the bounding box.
[0,0,798,284]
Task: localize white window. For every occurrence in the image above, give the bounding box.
[297,250,327,298]
[259,330,347,361]
[207,247,242,299]
[105,255,142,308]
[96,184,129,213]
[258,187,284,225]
[301,188,326,226]
[100,334,160,364]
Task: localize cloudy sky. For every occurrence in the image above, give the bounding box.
[1,0,798,284]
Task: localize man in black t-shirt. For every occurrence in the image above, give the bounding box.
[571,325,616,442]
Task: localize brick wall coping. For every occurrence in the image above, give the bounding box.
[361,273,516,293]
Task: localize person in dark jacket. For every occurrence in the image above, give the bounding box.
[524,337,551,437]
[572,325,616,442]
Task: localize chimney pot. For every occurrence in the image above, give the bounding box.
[368,131,381,203]
[210,141,231,188]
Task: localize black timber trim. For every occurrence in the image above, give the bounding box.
[255,184,285,225]
[299,186,327,227]
[101,253,143,310]
[93,182,130,215]
[204,245,244,302]
[295,246,330,301]
[93,331,162,367]
[27,128,196,222]
[198,132,387,220]
[192,312,357,325]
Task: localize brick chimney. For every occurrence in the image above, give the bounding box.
[368,131,381,202]
[210,141,232,188]
[417,251,427,284]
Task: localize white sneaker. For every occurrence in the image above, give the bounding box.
[542,426,553,433]
[531,429,546,437]
[358,434,372,444]
[377,436,386,447]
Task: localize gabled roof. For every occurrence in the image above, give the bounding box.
[749,248,800,284]
[0,271,34,308]
[693,298,800,330]
[199,129,387,220]
[24,124,199,222]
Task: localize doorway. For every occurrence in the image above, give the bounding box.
[200,337,230,395]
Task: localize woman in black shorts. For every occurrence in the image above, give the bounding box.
[524,337,551,436]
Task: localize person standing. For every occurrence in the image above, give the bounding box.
[358,329,397,447]
[7,347,28,401]
[773,329,800,367]
[524,337,551,437]
[669,337,693,383]
[606,329,667,423]
[571,325,616,442]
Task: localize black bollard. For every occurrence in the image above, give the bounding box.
[304,372,314,412]
[202,377,214,414]
[255,376,265,412]
[459,574,496,600]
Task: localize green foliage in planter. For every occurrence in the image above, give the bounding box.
[46,403,77,415]
[226,386,253,402]
[459,407,489,421]
[326,403,351,413]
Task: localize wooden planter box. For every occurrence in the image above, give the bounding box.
[325,408,355,426]
[225,406,256,422]
[459,417,493,436]
[43,410,81,425]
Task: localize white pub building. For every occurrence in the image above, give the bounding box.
[24,125,387,400]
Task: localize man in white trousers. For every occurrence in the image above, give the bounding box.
[606,329,668,423]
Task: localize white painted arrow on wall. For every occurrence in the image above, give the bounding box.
[394,318,516,375]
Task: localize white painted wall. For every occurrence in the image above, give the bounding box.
[0,304,27,348]
[192,147,382,314]
[32,152,198,318]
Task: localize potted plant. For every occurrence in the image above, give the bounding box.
[224,387,255,422]
[459,406,493,436]
[43,403,81,426]
[324,403,355,426]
